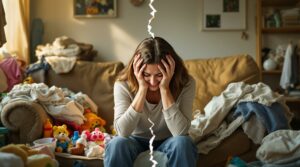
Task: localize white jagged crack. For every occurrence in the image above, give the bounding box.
[147,1,158,166]
[148,118,158,167]
[147,0,156,38]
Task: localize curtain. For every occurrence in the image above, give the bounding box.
[3,0,30,64]
[0,0,6,47]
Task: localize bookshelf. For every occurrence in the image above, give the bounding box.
[256,0,300,123]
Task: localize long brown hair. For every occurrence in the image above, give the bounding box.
[117,37,190,99]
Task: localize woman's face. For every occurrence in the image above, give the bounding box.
[143,64,163,91]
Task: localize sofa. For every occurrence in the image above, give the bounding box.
[0,54,260,167]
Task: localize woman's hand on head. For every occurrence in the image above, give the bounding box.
[133,54,148,91]
[158,55,175,90]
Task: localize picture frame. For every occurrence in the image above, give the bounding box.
[74,0,117,18]
[202,0,246,30]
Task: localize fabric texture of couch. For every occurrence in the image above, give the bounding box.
[0,54,261,167]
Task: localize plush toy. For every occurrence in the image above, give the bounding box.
[43,119,53,138]
[90,128,105,147]
[85,142,105,158]
[71,131,80,146]
[23,76,34,84]
[81,111,106,132]
[110,125,117,136]
[52,124,71,153]
[69,133,88,155]
[103,133,113,145]
[81,130,91,141]
[0,144,58,167]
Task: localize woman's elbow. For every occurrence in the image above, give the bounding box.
[114,123,131,137]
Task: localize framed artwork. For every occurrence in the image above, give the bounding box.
[74,0,117,18]
[202,0,246,30]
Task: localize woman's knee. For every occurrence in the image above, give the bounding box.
[106,136,134,150]
[166,136,196,151]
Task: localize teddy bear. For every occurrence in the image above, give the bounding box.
[80,111,106,132]
[52,124,71,153]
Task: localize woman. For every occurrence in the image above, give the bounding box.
[104,37,197,167]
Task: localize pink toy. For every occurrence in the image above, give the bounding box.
[90,128,105,147]
[82,130,91,141]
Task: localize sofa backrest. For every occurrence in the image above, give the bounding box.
[31,55,259,130]
[31,61,124,131]
[184,54,260,113]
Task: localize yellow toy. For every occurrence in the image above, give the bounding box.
[43,119,53,138]
[81,111,106,132]
[23,76,34,84]
[52,124,71,153]
[110,125,118,136]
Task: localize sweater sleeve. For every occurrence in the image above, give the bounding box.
[162,77,195,136]
[113,81,142,137]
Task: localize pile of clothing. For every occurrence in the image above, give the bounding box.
[0,53,25,93]
[189,82,294,154]
[33,36,97,74]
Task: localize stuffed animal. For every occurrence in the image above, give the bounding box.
[52,124,71,153]
[85,142,105,158]
[90,128,105,147]
[23,76,34,84]
[110,125,117,136]
[43,119,53,138]
[81,112,106,132]
[69,133,88,155]
[81,130,91,141]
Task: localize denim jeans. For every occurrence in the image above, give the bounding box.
[104,135,198,167]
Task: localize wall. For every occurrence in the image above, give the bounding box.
[31,0,257,64]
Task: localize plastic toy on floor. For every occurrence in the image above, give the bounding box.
[226,156,247,167]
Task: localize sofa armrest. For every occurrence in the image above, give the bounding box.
[30,61,125,129]
[0,99,49,143]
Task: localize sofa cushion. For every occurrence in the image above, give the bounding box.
[38,61,124,130]
[184,55,260,113]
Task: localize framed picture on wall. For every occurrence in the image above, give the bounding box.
[74,0,117,18]
[202,0,246,30]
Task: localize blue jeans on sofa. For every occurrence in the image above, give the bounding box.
[104,135,197,167]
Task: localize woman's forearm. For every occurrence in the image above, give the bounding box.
[131,88,147,112]
[160,88,175,110]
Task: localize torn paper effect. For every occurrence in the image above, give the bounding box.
[148,0,156,38]
[148,118,158,167]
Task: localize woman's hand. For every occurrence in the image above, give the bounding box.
[158,55,175,90]
[133,54,148,91]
